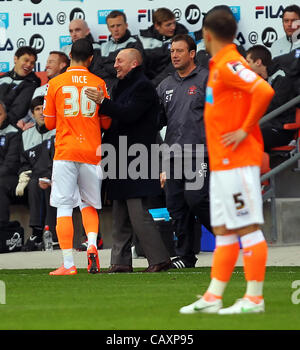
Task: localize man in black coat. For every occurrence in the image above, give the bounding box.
[85,48,171,272]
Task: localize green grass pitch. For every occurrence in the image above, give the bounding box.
[0,267,299,330]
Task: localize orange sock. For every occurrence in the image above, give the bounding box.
[205,234,240,300]
[81,206,99,234]
[241,231,268,282]
[56,216,74,250]
[241,230,268,300]
[211,234,240,282]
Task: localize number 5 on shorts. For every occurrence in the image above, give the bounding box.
[233,192,245,210]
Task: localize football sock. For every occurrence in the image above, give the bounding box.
[56,216,74,250]
[241,230,268,301]
[205,234,240,300]
[87,233,97,249]
[56,208,73,248]
[62,248,75,269]
[80,206,99,248]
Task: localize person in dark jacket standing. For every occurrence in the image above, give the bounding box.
[0,46,40,128]
[157,34,212,268]
[85,48,171,273]
[0,100,21,228]
[92,10,144,93]
[139,7,189,86]
[15,96,56,251]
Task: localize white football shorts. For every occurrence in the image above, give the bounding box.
[50,160,103,209]
[209,166,264,229]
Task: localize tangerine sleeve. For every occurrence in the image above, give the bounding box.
[220,61,275,134]
[241,79,275,134]
[43,82,57,131]
[99,81,112,130]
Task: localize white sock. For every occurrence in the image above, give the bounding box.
[246,281,264,297]
[207,278,227,298]
[62,249,74,269]
[240,230,265,248]
[87,232,97,249]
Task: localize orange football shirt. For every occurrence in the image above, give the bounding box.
[204,44,275,171]
[43,66,110,165]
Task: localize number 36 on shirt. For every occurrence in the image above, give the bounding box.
[63,86,97,118]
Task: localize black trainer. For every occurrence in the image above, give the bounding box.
[171,256,197,269]
[21,235,43,252]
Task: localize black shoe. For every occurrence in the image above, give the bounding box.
[106,265,133,273]
[143,259,172,272]
[171,256,196,269]
[22,235,43,252]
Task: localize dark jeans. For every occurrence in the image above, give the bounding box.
[164,157,211,260]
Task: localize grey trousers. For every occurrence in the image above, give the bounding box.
[110,197,170,266]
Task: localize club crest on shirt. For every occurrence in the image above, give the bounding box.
[187,85,197,95]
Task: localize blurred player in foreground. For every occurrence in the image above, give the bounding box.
[43,38,110,275]
[180,7,274,314]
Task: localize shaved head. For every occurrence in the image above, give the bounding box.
[123,48,143,66]
[69,19,90,43]
[114,48,143,79]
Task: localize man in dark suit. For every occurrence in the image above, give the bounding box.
[85,48,171,273]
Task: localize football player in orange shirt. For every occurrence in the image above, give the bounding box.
[43,38,111,275]
[180,6,274,314]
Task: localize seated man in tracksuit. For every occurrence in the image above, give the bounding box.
[0,100,22,229]
[15,96,56,251]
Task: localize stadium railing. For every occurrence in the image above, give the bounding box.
[260,95,300,242]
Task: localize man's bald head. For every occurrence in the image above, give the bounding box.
[123,48,143,66]
[69,19,90,43]
[114,48,143,79]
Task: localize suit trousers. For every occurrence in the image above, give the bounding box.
[110,197,170,266]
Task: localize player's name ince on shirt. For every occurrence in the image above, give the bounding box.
[72,75,88,84]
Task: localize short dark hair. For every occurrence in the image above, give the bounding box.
[30,95,44,113]
[246,45,272,67]
[283,4,300,18]
[49,51,70,67]
[70,38,93,62]
[14,46,37,61]
[153,8,175,25]
[203,7,237,41]
[171,34,196,53]
[106,10,127,23]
